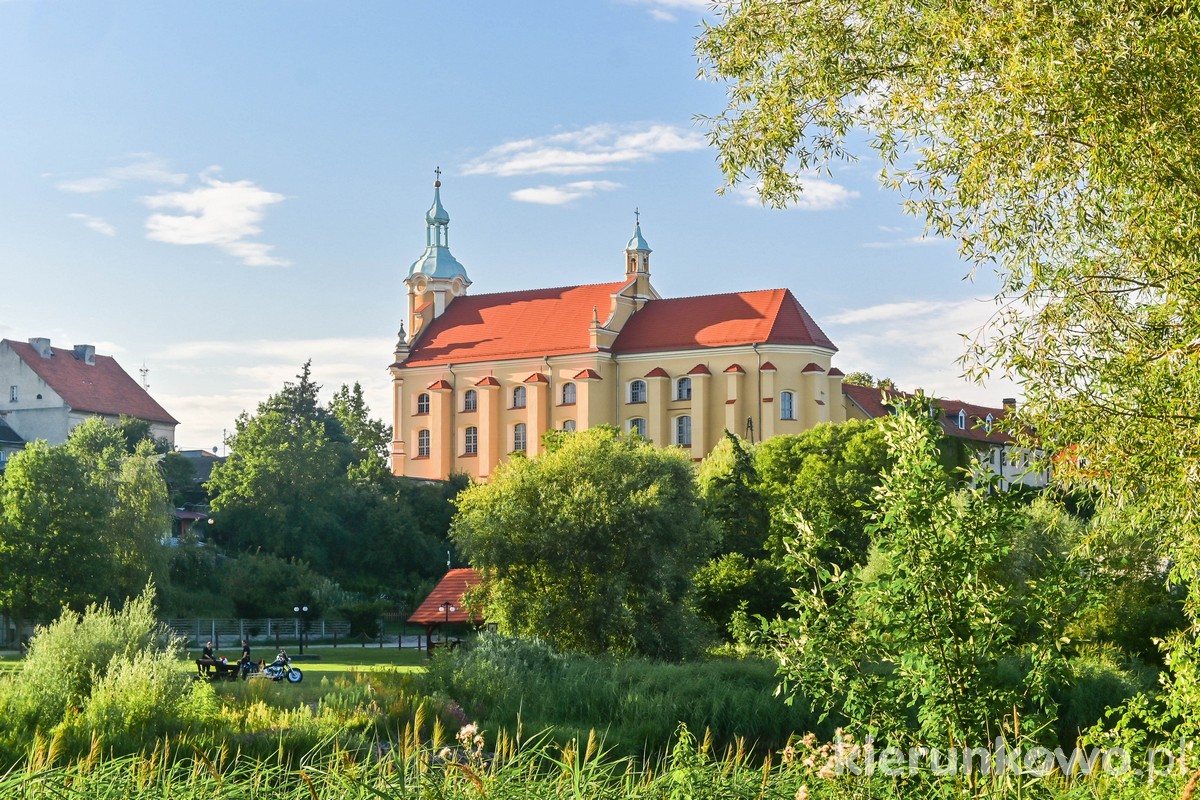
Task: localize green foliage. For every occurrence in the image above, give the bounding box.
[754,419,892,563]
[220,552,337,619]
[699,0,1200,741]
[688,553,789,639]
[423,634,822,757]
[329,381,392,484]
[452,426,714,659]
[696,432,768,557]
[765,397,1088,749]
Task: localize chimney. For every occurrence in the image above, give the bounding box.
[73,344,96,366]
[28,337,51,358]
[1002,398,1017,413]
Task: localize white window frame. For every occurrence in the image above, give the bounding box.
[674,415,692,447]
[416,393,430,415]
[628,379,647,404]
[513,385,527,409]
[780,390,796,420]
[563,419,576,432]
[417,429,430,458]
[675,377,692,401]
[561,382,576,405]
[957,409,967,430]
[464,426,478,455]
[463,389,478,412]
[627,417,647,437]
[513,422,527,452]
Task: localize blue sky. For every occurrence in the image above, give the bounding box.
[0,0,1013,451]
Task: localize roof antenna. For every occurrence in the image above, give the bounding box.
[139,363,150,390]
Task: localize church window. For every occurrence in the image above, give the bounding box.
[561,382,576,405]
[513,423,527,452]
[780,391,796,420]
[674,415,692,447]
[628,380,647,404]
[513,385,526,409]
[464,426,478,455]
[463,389,478,412]
[416,393,430,415]
[675,377,691,401]
[628,418,647,437]
[417,429,430,458]
[563,419,576,432]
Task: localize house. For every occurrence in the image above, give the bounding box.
[0,417,24,472]
[388,177,847,480]
[842,383,1049,489]
[0,337,178,448]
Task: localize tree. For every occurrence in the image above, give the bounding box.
[698,0,1200,730]
[0,442,109,634]
[696,431,769,557]
[452,426,715,659]
[329,381,392,483]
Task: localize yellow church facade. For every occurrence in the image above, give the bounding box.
[389,181,845,481]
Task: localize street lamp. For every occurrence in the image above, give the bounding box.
[293,605,309,655]
[438,603,456,644]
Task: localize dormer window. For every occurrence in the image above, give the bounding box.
[957,409,967,430]
[985,413,994,432]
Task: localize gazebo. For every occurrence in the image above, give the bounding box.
[407,568,482,652]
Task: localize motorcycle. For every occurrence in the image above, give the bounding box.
[249,651,303,683]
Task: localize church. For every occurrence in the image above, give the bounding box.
[388,177,846,481]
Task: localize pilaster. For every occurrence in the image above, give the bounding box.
[525,374,549,457]
[476,378,501,477]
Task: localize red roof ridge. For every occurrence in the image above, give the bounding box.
[688,364,712,375]
[574,368,602,380]
[723,364,746,374]
[760,361,777,371]
[454,280,628,301]
[524,373,549,384]
[475,376,500,387]
[428,379,453,390]
[802,362,826,373]
[828,367,845,377]
[644,367,670,378]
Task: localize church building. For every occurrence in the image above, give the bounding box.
[389,177,846,481]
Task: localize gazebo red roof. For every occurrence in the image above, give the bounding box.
[408,568,483,626]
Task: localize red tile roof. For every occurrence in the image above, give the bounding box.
[574,368,602,380]
[408,568,483,625]
[403,282,629,367]
[842,384,1015,445]
[724,364,745,374]
[687,364,712,375]
[644,367,670,378]
[5,340,177,425]
[612,288,835,354]
[400,285,836,368]
[475,376,500,387]
[802,362,826,374]
[828,367,845,377]
[760,361,777,371]
[428,379,453,390]
[524,372,549,384]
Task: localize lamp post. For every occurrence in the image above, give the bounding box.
[293,605,309,655]
[437,603,456,644]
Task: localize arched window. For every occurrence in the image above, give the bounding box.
[675,377,692,401]
[563,419,577,432]
[628,379,647,403]
[780,391,796,420]
[628,418,647,437]
[957,409,967,430]
[513,385,527,409]
[417,429,430,458]
[463,389,478,412]
[416,393,430,415]
[561,382,576,405]
[464,426,478,455]
[674,415,692,446]
[513,422,527,452]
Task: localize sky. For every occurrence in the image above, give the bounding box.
[0,0,1016,452]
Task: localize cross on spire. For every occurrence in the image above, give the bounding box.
[434,166,442,187]
[634,207,640,225]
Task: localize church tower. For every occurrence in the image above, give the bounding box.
[623,210,654,304]
[404,169,471,344]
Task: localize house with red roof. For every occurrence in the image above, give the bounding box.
[842,383,1049,489]
[388,178,847,480]
[0,337,178,450]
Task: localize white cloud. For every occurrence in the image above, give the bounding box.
[57,154,186,193]
[862,235,948,249]
[827,296,1020,405]
[68,212,116,236]
[142,173,290,266]
[510,180,623,205]
[463,123,706,177]
[649,9,677,21]
[733,177,860,211]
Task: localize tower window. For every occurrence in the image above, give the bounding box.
[561,382,576,405]
[675,377,691,401]
[416,393,430,415]
[628,380,647,404]
[780,391,796,420]
[674,415,692,447]
[464,426,478,455]
[8,385,16,403]
[463,389,478,412]
[628,418,647,437]
[417,429,430,458]
[513,385,526,409]
[513,422,527,453]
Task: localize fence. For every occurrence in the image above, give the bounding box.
[165,617,353,650]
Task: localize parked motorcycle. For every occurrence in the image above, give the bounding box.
[261,651,303,683]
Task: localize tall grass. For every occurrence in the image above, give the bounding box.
[421,634,827,757]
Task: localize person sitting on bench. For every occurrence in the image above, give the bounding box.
[198,641,219,675]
